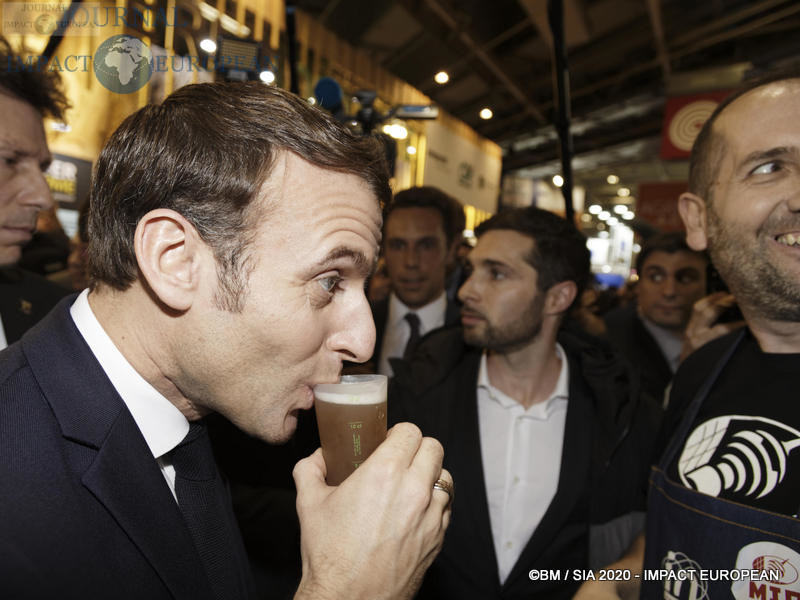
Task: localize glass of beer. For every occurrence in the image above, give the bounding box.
[313,374,388,486]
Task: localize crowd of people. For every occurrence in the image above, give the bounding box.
[1,34,799,600]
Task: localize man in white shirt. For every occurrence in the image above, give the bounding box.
[0,81,452,600]
[0,38,69,349]
[371,186,463,375]
[391,207,660,600]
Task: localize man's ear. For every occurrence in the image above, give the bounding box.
[678,192,709,251]
[545,280,578,316]
[134,209,206,312]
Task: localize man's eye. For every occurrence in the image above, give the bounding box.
[386,240,404,251]
[418,239,436,250]
[490,268,505,280]
[319,275,343,294]
[751,161,781,175]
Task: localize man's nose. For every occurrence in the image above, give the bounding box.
[458,272,478,303]
[20,163,54,212]
[786,181,800,212]
[403,245,420,267]
[661,276,677,297]
[330,292,376,364]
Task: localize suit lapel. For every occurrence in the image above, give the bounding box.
[22,299,213,600]
[446,356,500,585]
[633,317,673,382]
[83,411,213,599]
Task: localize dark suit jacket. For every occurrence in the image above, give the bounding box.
[0,266,69,345]
[0,297,254,599]
[390,328,660,600]
[603,304,673,404]
[369,294,461,371]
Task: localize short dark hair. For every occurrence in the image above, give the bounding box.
[88,81,391,310]
[635,232,707,274]
[476,207,590,305]
[689,66,800,203]
[0,37,68,120]
[384,186,465,246]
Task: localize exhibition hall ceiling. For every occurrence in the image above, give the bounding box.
[293,0,800,192]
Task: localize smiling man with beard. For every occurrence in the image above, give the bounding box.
[390,207,660,600]
[575,70,800,600]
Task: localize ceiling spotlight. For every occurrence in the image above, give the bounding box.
[382,123,408,140]
[434,71,449,84]
[588,204,602,214]
[607,216,619,226]
[618,187,631,197]
[199,38,217,54]
[623,211,635,220]
[580,213,591,222]
[552,175,564,188]
[613,204,627,214]
[259,70,276,84]
[406,146,417,155]
[598,210,610,221]
[607,174,619,184]
[479,107,493,120]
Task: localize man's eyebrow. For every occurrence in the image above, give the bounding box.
[316,246,374,278]
[740,146,799,168]
[471,257,511,271]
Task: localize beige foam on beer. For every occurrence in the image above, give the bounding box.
[314,374,387,404]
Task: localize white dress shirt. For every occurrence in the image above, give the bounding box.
[378,291,447,376]
[70,289,189,500]
[477,344,569,584]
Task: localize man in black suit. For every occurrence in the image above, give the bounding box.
[0,38,69,348]
[0,82,452,599]
[603,232,708,403]
[391,207,660,599]
[372,186,463,375]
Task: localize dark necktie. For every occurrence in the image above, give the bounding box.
[171,421,243,599]
[403,312,422,360]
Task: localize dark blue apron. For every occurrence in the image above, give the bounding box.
[640,331,800,600]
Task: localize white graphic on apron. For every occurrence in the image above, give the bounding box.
[677,416,800,499]
[661,551,709,600]
[731,541,800,599]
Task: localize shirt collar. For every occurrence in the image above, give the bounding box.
[477,343,569,413]
[639,314,683,372]
[69,289,189,459]
[387,291,447,334]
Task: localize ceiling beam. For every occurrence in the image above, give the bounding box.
[645,0,671,81]
[421,0,548,124]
